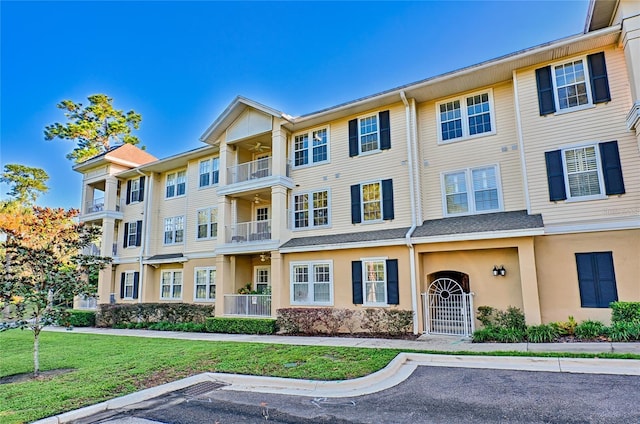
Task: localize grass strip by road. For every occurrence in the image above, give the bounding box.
[1,330,639,424]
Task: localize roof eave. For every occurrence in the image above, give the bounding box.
[284,25,621,132]
[199,96,292,144]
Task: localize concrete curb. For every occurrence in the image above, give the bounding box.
[32,352,640,424]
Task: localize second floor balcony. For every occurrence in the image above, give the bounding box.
[226,219,272,243]
[218,157,293,196]
[82,197,124,221]
[227,157,273,184]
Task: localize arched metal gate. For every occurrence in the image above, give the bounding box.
[422,278,474,336]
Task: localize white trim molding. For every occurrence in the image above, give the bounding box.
[626,100,640,131]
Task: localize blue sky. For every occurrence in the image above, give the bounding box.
[1,1,590,209]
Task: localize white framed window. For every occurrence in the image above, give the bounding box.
[164,216,184,244]
[362,259,387,306]
[161,270,182,300]
[436,89,495,142]
[442,165,502,216]
[293,128,329,168]
[292,189,330,229]
[194,267,216,301]
[196,207,217,239]
[166,170,186,198]
[291,261,333,305]
[562,144,605,200]
[552,58,592,112]
[255,266,270,294]
[123,271,135,299]
[126,221,138,248]
[129,179,140,203]
[362,181,382,222]
[359,115,379,153]
[199,158,220,187]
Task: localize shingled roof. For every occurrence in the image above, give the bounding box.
[280,226,411,250]
[412,210,543,238]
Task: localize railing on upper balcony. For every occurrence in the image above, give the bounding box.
[85,198,123,214]
[226,219,272,243]
[223,294,271,317]
[227,157,272,184]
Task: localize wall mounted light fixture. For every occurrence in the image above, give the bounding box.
[493,265,506,277]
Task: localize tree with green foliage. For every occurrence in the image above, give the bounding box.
[0,207,111,376]
[44,94,143,163]
[0,164,49,206]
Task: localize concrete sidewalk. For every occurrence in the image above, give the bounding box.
[44,325,640,354]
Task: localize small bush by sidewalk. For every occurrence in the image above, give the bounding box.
[97,303,214,327]
[205,317,277,334]
[472,302,640,343]
[276,307,413,338]
[57,310,96,327]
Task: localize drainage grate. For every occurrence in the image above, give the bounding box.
[181,381,229,398]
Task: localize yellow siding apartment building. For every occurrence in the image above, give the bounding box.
[75,0,640,335]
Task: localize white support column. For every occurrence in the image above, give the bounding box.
[270,185,287,242]
[271,119,289,177]
[269,250,283,317]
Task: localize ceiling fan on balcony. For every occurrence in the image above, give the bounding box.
[253,194,266,204]
[249,142,271,152]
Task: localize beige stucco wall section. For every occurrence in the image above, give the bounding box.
[288,102,413,237]
[415,237,541,328]
[417,81,526,220]
[280,246,413,311]
[534,229,640,325]
[516,46,640,225]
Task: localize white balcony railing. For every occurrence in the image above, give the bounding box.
[227,157,272,184]
[77,296,98,310]
[224,294,271,317]
[82,243,101,256]
[85,198,123,214]
[227,219,272,243]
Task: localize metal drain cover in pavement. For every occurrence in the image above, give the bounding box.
[180,381,229,398]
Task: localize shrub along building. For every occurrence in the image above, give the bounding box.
[75,0,640,335]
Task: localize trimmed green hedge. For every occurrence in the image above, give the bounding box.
[205,317,277,334]
[59,310,96,327]
[97,303,214,327]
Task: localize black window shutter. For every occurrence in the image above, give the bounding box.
[132,272,140,299]
[138,176,145,202]
[386,259,399,305]
[594,252,618,306]
[123,222,129,248]
[535,66,556,115]
[126,180,132,205]
[352,261,363,304]
[576,252,618,308]
[379,110,391,150]
[350,184,362,224]
[587,52,611,104]
[544,150,567,201]
[348,119,359,157]
[599,141,625,195]
[135,220,143,247]
[119,273,126,299]
[382,179,394,220]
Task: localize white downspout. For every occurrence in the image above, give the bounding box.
[136,169,152,303]
[401,91,420,335]
[513,70,532,214]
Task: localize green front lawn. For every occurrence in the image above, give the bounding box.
[0,330,399,423]
[1,330,639,424]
